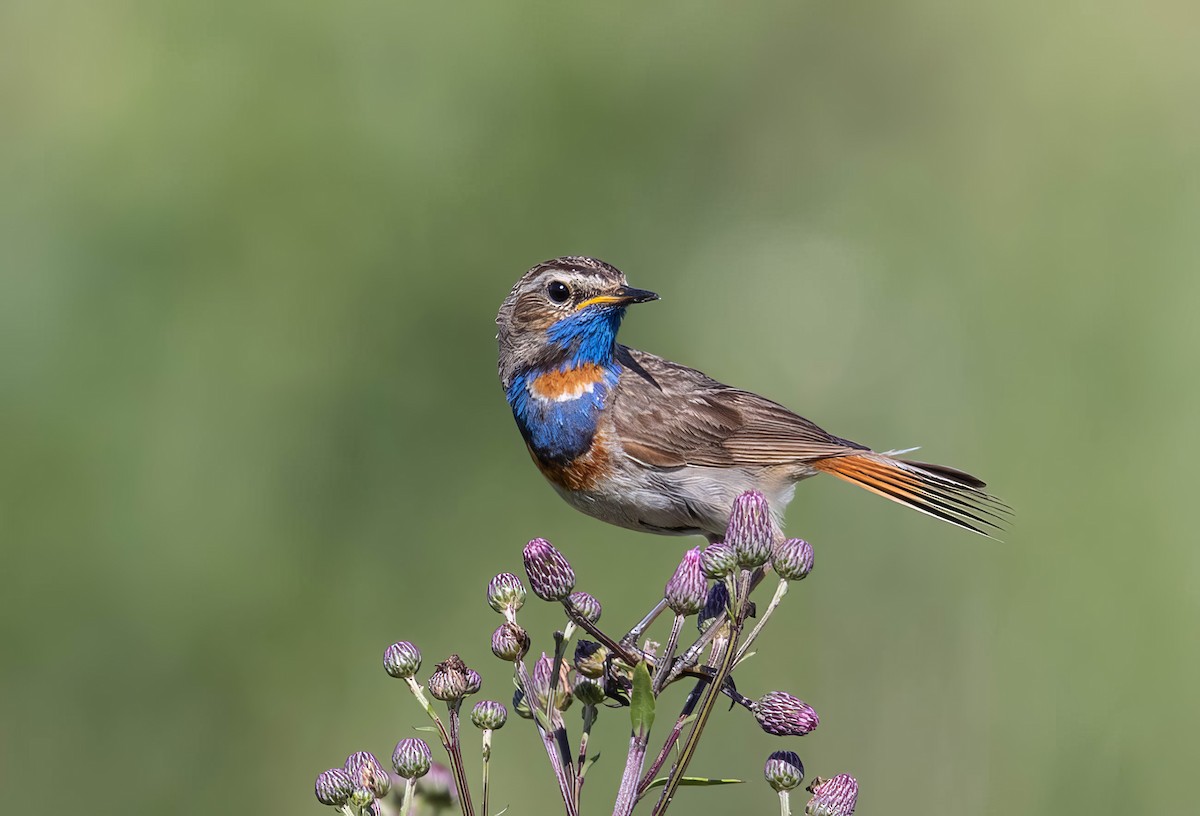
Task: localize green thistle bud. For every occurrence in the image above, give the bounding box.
[574,674,606,706]
[491,621,530,662]
[772,538,814,581]
[568,590,602,623]
[764,750,805,792]
[314,768,354,807]
[523,538,576,601]
[391,738,432,780]
[471,699,508,730]
[573,640,608,678]
[487,572,526,617]
[700,540,737,579]
[428,654,469,702]
[805,774,858,816]
[383,641,422,679]
[726,490,774,568]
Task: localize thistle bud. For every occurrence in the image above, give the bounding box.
[754,691,820,736]
[415,762,456,809]
[727,490,774,568]
[568,590,602,623]
[805,774,858,816]
[697,581,730,634]
[491,622,530,662]
[573,640,608,678]
[764,750,805,792]
[773,538,814,581]
[664,547,707,616]
[471,699,508,730]
[574,674,606,706]
[532,652,573,712]
[383,641,422,679]
[314,768,354,806]
[523,538,576,601]
[391,738,432,780]
[464,668,482,696]
[428,655,469,702]
[512,687,532,719]
[345,751,390,798]
[487,572,526,617]
[700,540,737,579]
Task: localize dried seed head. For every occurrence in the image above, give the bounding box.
[573,639,608,679]
[532,652,573,712]
[664,547,707,616]
[523,538,576,601]
[568,590,602,623]
[391,738,432,780]
[383,641,422,679]
[764,750,805,792]
[345,752,389,799]
[754,691,820,737]
[805,774,858,816]
[727,491,774,568]
[700,540,737,579]
[773,538,814,581]
[428,655,470,702]
[491,621,530,662]
[471,699,508,730]
[487,572,527,617]
[574,674,607,706]
[314,768,355,807]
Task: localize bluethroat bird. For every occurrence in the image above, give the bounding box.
[497,256,1005,542]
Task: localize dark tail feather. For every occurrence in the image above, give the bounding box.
[812,453,1010,537]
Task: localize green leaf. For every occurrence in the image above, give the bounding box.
[643,776,743,790]
[413,726,439,733]
[630,661,655,734]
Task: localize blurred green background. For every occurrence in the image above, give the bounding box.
[3,1,1197,814]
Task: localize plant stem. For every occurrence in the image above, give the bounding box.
[404,678,475,816]
[613,730,650,816]
[649,572,752,816]
[546,626,574,723]
[574,703,596,807]
[621,598,668,647]
[779,789,791,816]
[651,615,685,694]
[636,678,705,796]
[480,729,492,816]
[735,578,788,664]
[400,779,415,816]
[515,661,578,816]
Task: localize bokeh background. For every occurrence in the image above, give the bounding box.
[3,2,1198,814]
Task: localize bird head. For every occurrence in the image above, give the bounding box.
[497,257,658,388]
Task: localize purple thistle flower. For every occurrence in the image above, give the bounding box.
[764,750,805,792]
[574,639,608,678]
[345,751,390,798]
[773,538,814,581]
[391,738,432,779]
[471,699,508,730]
[700,540,737,579]
[805,774,858,816]
[416,762,457,807]
[523,538,576,601]
[491,622,530,662]
[754,691,820,736]
[314,768,355,806]
[487,572,526,617]
[568,590,602,623]
[532,652,573,712]
[664,547,707,616]
[383,641,422,679]
[428,654,469,702]
[726,491,774,568]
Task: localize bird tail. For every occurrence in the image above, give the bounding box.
[812,452,1009,537]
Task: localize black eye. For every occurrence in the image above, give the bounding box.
[547,281,571,304]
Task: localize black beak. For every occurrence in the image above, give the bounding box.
[614,286,660,305]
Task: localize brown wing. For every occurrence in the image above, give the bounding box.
[610,347,867,469]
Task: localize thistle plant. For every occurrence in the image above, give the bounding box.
[312,490,858,815]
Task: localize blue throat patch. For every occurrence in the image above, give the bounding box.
[507,307,625,464]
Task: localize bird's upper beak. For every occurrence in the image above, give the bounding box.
[576,286,660,310]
